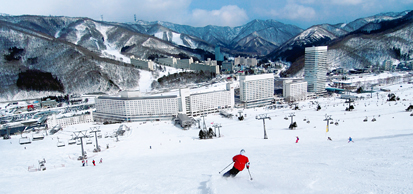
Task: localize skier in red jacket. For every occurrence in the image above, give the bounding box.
[223,149,250,177]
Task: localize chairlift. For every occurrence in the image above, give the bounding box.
[57,141,65,147]
[86,138,92,144]
[306,120,310,124]
[57,137,65,147]
[371,118,376,122]
[284,116,288,120]
[32,132,45,141]
[68,139,76,145]
[76,139,81,145]
[334,121,339,126]
[330,121,334,124]
[19,136,32,145]
[363,117,368,122]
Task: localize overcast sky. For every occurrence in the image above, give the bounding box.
[1,0,413,29]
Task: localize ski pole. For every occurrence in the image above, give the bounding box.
[247,168,253,180]
[219,162,234,174]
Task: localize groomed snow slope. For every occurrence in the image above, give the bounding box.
[1,84,413,194]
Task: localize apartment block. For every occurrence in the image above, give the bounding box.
[131,56,154,71]
[283,80,308,102]
[239,73,274,108]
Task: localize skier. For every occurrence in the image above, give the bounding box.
[296,136,299,143]
[327,137,332,141]
[92,160,96,166]
[348,137,354,143]
[223,149,250,177]
[99,158,102,163]
[82,160,85,167]
[86,160,88,166]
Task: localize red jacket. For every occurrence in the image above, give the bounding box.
[233,154,249,171]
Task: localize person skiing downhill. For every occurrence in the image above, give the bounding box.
[296,136,299,143]
[348,137,354,143]
[223,149,250,177]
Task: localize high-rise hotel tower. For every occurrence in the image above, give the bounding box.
[304,46,328,94]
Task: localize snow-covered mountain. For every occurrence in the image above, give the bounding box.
[132,19,303,55]
[265,10,413,76]
[0,16,212,100]
[0,11,412,100]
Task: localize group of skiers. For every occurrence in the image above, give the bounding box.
[293,136,354,143]
[82,158,103,167]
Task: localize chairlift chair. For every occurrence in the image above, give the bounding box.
[19,136,32,145]
[68,139,76,145]
[86,139,92,144]
[57,141,65,147]
[32,133,45,141]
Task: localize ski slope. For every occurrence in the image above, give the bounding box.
[1,84,413,194]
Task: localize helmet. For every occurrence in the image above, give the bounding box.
[240,149,245,155]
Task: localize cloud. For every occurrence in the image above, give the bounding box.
[267,3,316,21]
[188,5,249,27]
[330,0,364,5]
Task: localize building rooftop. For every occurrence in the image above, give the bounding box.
[98,95,178,101]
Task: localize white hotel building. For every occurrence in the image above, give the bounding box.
[180,84,234,117]
[239,74,274,108]
[94,91,179,122]
[94,84,234,122]
[283,80,308,102]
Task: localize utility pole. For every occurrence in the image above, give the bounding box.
[2,124,10,139]
[288,113,295,125]
[73,131,87,160]
[196,118,201,129]
[201,115,207,130]
[324,114,333,133]
[256,114,271,139]
[212,123,222,137]
[90,126,101,152]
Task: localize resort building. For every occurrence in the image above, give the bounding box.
[94,84,234,122]
[239,73,274,108]
[94,91,179,122]
[283,80,308,102]
[304,46,328,94]
[180,83,234,117]
[131,56,154,71]
[234,56,258,67]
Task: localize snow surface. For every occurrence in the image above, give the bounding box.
[136,66,186,93]
[95,23,131,63]
[1,84,413,194]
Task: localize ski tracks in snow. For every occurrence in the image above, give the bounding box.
[200,174,267,194]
